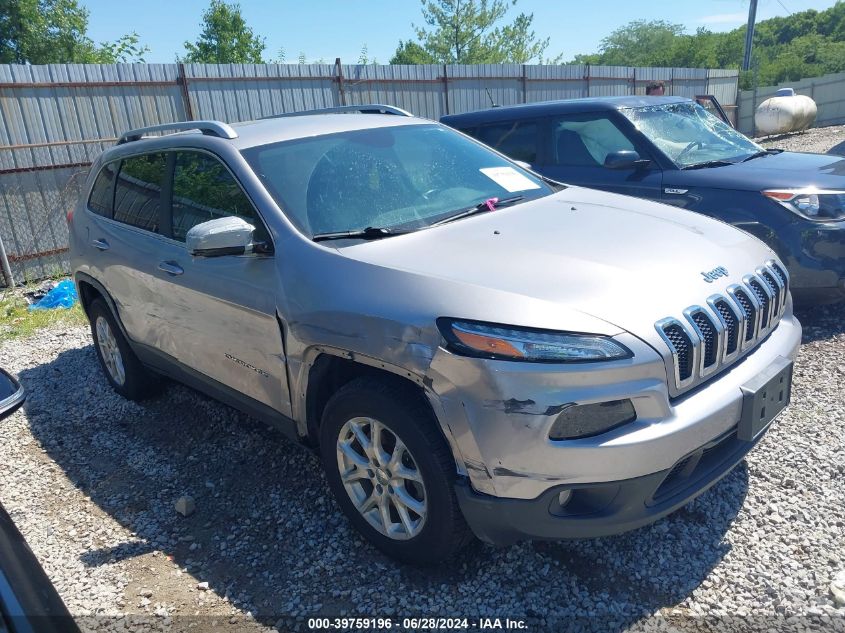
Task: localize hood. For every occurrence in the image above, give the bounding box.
[340,186,779,347]
[664,150,845,191]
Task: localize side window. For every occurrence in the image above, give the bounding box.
[113,153,167,231]
[171,151,267,243]
[551,115,636,167]
[474,121,538,163]
[87,161,117,217]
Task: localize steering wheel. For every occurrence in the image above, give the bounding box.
[422,188,442,201]
[677,140,704,161]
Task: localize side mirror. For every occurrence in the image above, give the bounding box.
[186,217,256,257]
[0,368,24,421]
[604,150,651,170]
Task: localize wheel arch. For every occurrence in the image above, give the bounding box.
[300,348,467,477]
[74,273,128,334]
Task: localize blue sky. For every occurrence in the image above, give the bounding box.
[81,0,841,64]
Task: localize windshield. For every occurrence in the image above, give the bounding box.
[621,102,763,168]
[242,123,553,238]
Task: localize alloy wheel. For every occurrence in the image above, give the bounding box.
[95,316,126,386]
[336,416,428,540]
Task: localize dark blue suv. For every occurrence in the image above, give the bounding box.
[442,96,845,305]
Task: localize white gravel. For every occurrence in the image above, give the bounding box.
[756,124,845,154]
[1,302,844,632]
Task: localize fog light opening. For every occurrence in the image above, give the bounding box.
[548,399,637,440]
[557,490,572,508]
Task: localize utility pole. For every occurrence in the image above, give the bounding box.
[742,0,758,71]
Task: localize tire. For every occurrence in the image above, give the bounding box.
[88,298,160,401]
[319,376,473,564]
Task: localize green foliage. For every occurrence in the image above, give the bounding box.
[589,19,686,67]
[571,2,845,88]
[390,40,436,64]
[0,0,148,64]
[391,0,556,64]
[0,286,86,342]
[182,0,266,63]
[94,32,149,63]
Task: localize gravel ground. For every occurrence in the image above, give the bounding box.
[0,302,843,633]
[755,123,845,154]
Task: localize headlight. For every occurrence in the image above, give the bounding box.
[436,318,632,363]
[763,188,845,221]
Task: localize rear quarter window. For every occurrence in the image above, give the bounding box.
[87,161,118,217]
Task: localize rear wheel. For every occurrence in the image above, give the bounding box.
[320,376,472,564]
[89,298,160,400]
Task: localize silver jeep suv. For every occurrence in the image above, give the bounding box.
[69,105,801,564]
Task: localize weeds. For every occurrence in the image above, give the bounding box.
[0,285,87,342]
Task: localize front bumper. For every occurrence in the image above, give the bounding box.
[772,219,845,304]
[455,420,762,545]
[429,314,801,500]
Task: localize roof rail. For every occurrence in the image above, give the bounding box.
[262,104,413,120]
[117,121,238,145]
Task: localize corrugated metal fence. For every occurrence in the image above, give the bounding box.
[0,62,738,285]
[737,71,845,137]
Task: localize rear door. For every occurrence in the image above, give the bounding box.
[472,119,542,169]
[85,152,172,349]
[535,111,663,199]
[147,150,290,414]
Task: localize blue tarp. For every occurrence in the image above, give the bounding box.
[28,280,78,310]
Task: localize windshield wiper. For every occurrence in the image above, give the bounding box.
[312,226,410,242]
[682,159,735,170]
[430,195,525,227]
[741,148,782,162]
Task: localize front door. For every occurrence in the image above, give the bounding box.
[148,150,290,415]
[536,112,663,200]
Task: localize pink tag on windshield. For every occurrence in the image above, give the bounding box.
[484,197,499,211]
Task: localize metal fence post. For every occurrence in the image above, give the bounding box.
[177,63,195,121]
[335,58,346,106]
[521,64,527,103]
[584,64,590,98]
[0,232,15,288]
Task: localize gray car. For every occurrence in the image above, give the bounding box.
[68,105,802,564]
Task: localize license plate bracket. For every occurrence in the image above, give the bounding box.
[738,356,793,442]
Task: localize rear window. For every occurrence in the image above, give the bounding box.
[113,153,167,232]
[473,121,538,163]
[87,161,118,217]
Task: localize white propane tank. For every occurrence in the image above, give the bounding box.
[754,88,817,135]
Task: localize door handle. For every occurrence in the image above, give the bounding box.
[157,261,184,276]
[91,238,110,251]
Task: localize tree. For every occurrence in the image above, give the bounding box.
[390,40,436,64]
[182,0,266,63]
[391,0,555,64]
[568,4,845,89]
[0,0,148,64]
[593,19,686,67]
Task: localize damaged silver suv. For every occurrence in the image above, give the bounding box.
[69,105,801,564]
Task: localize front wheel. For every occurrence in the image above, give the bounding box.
[320,377,472,564]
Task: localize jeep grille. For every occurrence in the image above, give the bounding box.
[656,260,789,393]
